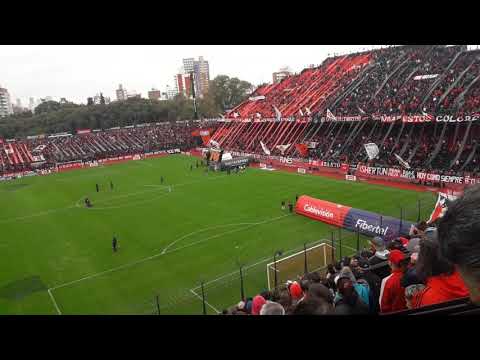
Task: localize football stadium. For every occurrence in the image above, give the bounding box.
[1,45,480,315]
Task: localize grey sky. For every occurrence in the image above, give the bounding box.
[1,45,390,105]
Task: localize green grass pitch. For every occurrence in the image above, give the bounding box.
[0,155,436,315]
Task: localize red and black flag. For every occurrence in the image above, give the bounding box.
[427,192,459,224]
[295,143,309,157]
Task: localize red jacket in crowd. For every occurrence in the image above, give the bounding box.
[379,269,407,313]
[411,271,469,308]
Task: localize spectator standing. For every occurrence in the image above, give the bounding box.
[368,236,391,279]
[355,259,382,314]
[379,250,408,313]
[401,237,422,288]
[410,228,469,308]
[292,297,333,315]
[334,277,369,315]
[405,284,426,309]
[260,301,285,315]
[251,295,266,315]
[335,267,370,309]
[437,185,480,305]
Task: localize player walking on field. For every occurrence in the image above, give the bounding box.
[110,181,114,191]
[281,200,286,210]
[112,236,118,252]
[161,176,164,184]
[96,183,99,193]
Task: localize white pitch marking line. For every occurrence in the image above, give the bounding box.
[160,222,266,255]
[48,289,62,315]
[160,214,291,254]
[189,289,221,314]
[49,214,292,292]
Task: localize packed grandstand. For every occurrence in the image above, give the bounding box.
[2,45,480,315]
[3,45,479,183]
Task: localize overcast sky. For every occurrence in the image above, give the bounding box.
[0,45,407,105]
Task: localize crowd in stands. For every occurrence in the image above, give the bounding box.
[307,121,480,177]
[222,185,480,315]
[0,121,219,176]
[216,45,480,178]
[227,45,480,121]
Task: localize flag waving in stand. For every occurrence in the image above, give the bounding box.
[427,192,459,224]
[364,143,379,160]
[276,144,291,155]
[273,106,282,122]
[260,141,271,155]
[394,153,411,169]
[326,109,337,122]
[295,143,309,157]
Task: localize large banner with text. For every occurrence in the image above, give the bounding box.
[295,195,414,240]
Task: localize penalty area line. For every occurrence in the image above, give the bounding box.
[48,289,62,315]
[189,289,221,314]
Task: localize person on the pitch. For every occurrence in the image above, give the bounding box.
[161,176,164,184]
[295,194,299,202]
[110,181,114,191]
[85,197,92,208]
[281,200,286,210]
[288,202,293,213]
[96,183,99,193]
[112,236,118,252]
[190,164,193,171]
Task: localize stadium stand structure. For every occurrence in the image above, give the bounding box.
[209,45,480,180]
[0,120,220,176]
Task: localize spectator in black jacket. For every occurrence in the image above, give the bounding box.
[401,237,422,288]
[292,297,333,315]
[368,236,391,279]
[334,277,369,315]
[354,258,382,314]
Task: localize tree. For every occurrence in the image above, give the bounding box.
[35,100,62,114]
[0,74,253,139]
[205,75,253,113]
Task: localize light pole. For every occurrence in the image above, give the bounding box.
[273,250,283,290]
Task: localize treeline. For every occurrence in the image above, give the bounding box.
[0,75,253,139]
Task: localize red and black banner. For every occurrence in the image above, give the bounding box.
[191,129,212,146]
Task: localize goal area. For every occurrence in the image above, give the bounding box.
[266,242,335,290]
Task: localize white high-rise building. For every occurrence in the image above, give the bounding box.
[180,56,210,98]
[182,58,195,73]
[0,86,13,117]
[165,85,177,100]
[116,84,128,101]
